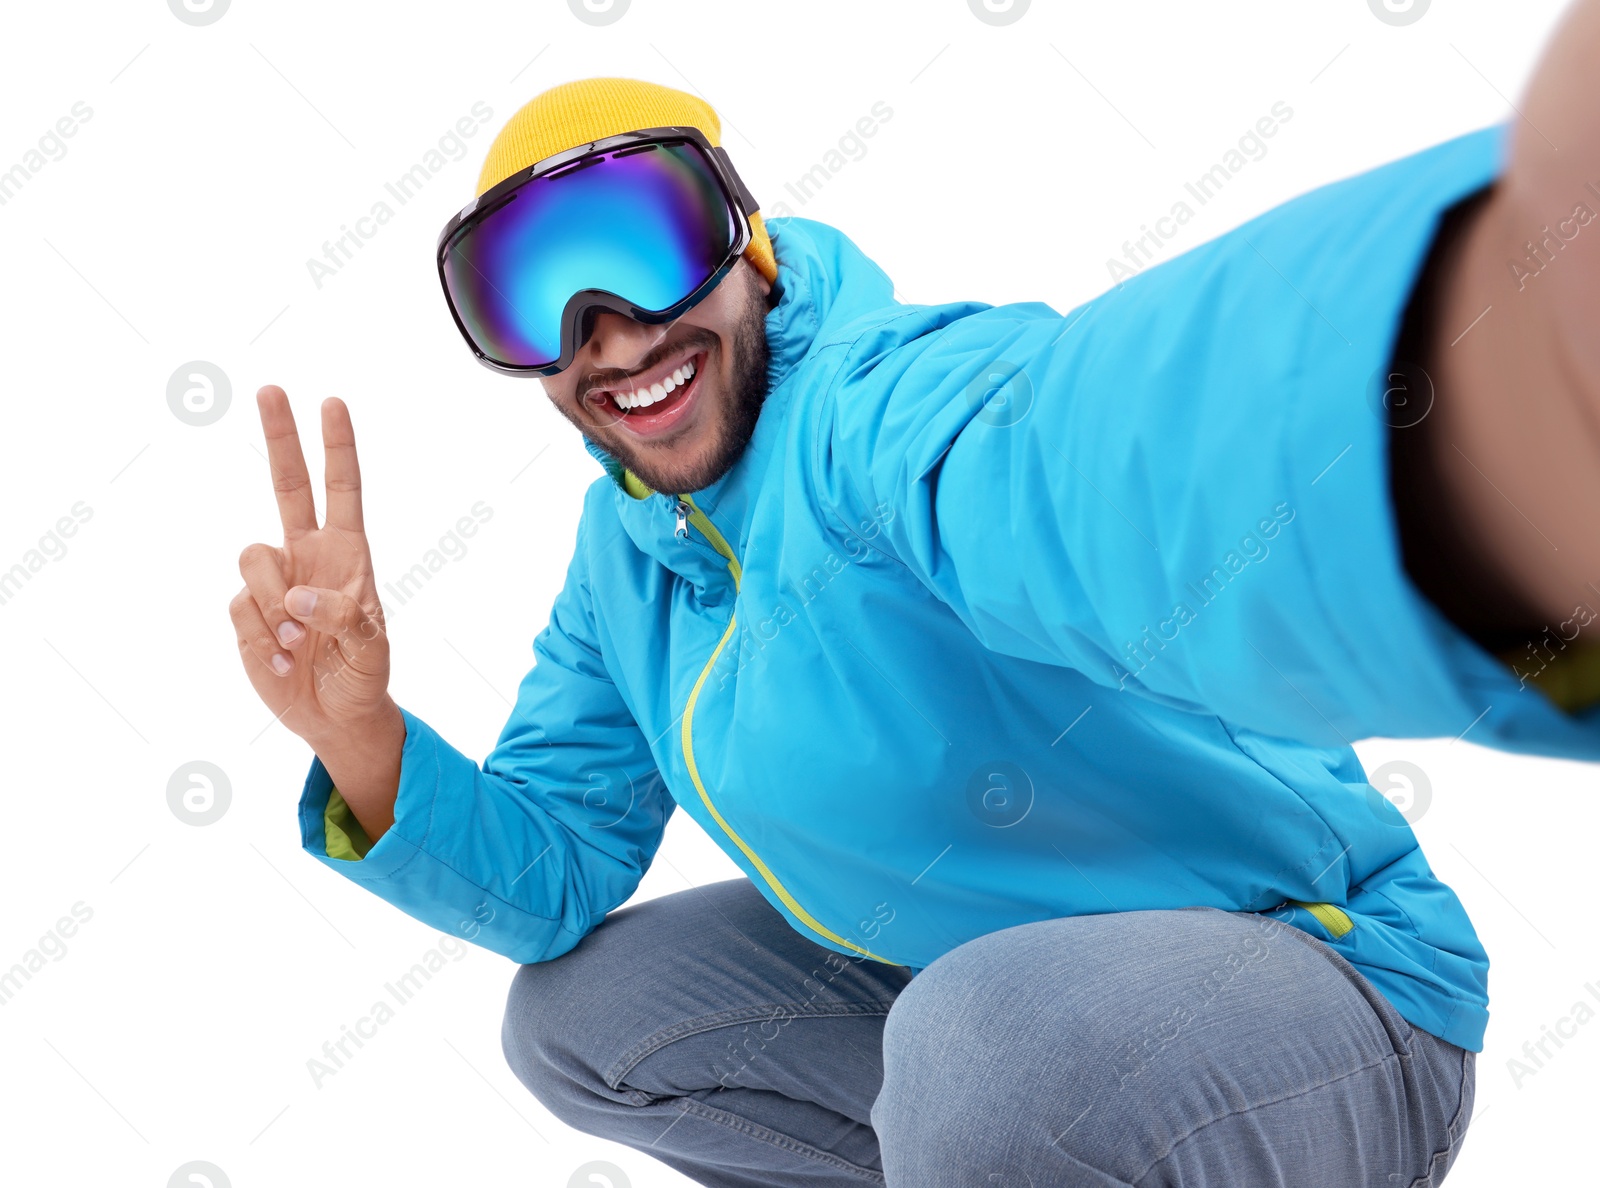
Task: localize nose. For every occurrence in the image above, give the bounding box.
[585,309,666,373]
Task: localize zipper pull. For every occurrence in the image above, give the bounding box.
[674,497,690,539]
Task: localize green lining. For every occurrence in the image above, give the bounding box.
[1500,643,1600,713]
[1290,899,1355,939]
[324,786,374,862]
[621,469,654,500]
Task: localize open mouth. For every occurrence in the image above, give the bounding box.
[594,349,707,439]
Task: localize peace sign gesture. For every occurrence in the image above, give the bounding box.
[229,385,393,747]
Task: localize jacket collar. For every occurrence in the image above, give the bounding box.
[583,216,897,581]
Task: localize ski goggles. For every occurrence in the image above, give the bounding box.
[436,125,764,377]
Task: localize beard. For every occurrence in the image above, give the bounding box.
[575,270,773,496]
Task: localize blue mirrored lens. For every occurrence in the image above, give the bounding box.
[443,140,736,369]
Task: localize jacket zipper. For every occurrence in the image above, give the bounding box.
[675,491,896,965]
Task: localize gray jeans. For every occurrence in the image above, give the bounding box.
[501,878,1475,1187]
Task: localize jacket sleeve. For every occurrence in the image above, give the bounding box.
[818,121,1600,760]
[296,510,675,963]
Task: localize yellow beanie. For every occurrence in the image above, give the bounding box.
[475,76,778,286]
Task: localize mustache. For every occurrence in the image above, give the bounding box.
[578,332,714,403]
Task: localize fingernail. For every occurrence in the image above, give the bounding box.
[276,619,304,645]
[286,588,317,616]
[271,653,292,676]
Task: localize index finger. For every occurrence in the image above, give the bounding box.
[256,385,318,536]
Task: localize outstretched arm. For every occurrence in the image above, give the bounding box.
[1399,0,1600,652]
[818,9,1600,756]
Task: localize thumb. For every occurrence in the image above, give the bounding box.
[284,585,386,657]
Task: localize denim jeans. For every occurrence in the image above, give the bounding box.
[501,877,1475,1187]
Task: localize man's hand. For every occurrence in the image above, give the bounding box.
[230,386,404,840]
[1407,0,1600,635]
[230,385,391,738]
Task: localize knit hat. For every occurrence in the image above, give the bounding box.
[475,76,778,286]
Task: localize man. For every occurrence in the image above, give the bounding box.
[230,11,1600,1182]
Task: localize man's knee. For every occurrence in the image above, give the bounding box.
[498,926,667,1134]
[500,957,595,1123]
[499,882,762,1125]
[870,908,1313,1179]
[871,932,1077,1175]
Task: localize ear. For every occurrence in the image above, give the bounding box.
[745,257,773,299]
[746,259,775,307]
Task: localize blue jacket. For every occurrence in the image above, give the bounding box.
[299,121,1600,1054]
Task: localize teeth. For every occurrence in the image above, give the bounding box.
[609,355,698,412]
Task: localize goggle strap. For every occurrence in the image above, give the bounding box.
[712,145,760,219]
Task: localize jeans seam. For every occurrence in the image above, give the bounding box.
[1408,1047,1475,1188]
[604,1000,900,1091]
[1129,1049,1400,1185]
[675,1096,888,1184]
[1446,1048,1474,1138]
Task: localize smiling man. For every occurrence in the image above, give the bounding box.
[234,19,1600,1185]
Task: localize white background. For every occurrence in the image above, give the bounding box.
[0,1,1595,1185]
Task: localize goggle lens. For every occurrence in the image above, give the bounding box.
[442,140,737,370]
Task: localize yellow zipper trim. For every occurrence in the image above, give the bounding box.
[676,492,896,964]
[1290,899,1355,939]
